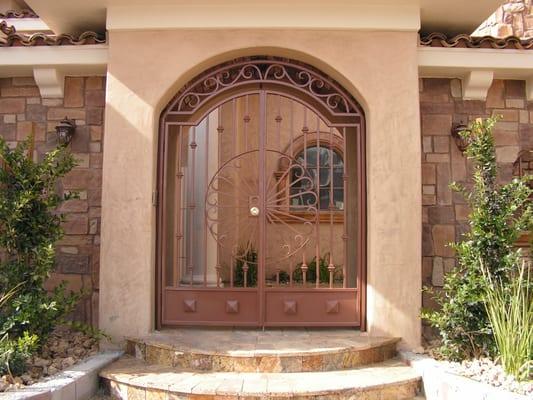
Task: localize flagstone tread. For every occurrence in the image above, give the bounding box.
[101,356,422,399]
[128,329,399,356]
[126,329,400,372]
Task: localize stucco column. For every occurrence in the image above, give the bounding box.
[99,67,156,343]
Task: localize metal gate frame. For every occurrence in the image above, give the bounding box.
[156,57,367,329]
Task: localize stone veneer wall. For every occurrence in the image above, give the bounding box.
[474,0,533,38]
[420,78,533,340]
[0,76,105,325]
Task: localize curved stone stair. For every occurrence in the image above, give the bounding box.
[99,329,422,399]
[125,329,400,372]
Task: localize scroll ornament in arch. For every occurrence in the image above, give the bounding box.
[163,57,364,122]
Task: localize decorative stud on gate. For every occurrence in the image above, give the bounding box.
[325,300,340,314]
[183,299,197,313]
[226,300,239,314]
[283,300,297,315]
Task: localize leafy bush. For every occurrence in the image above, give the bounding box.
[0,137,80,374]
[481,260,532,381]
[422,117,532,360]
[0,332,38,376]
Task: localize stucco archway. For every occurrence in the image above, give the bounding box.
[99,29,421,349]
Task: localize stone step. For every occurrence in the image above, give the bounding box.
[126,329,400,372]
[100,356,422,400]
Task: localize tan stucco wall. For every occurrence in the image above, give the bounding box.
[99,29,422,349]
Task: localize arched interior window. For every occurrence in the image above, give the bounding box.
[291,146,344,211]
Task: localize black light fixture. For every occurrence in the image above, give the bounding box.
[451,122,470,153]
[55,117,76,145]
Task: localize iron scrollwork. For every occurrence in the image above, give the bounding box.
[169,58,361,117]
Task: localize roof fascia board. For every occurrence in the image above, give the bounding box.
[418,47,533,78]
[106,3,420,31]
[0,45,108,68]
[0,45,108,80]
[418,46,533,101]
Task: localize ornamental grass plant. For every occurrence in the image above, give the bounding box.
[480,259,532,381]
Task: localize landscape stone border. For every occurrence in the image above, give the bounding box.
[2,351,122,400]
[400,351,529,400]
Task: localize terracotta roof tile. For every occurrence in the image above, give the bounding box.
[0,9,38,18]
[0,21,105,47]
[420,32,533,50]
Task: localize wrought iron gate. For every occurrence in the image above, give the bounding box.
[158,58,366,327]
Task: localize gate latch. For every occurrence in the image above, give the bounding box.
[248,195,260,217]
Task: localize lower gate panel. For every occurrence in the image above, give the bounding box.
[264,289,359,326]
[163,289,259,326]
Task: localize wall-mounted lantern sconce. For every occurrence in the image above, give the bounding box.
[55,117,76,145]
[451,122,470,153]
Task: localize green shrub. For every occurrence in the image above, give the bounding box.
[422,117,532,360]
[481,260,532,380]
[0,137,80,374]
[0,332,38,376]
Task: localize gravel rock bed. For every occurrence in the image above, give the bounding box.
[0,326,99,392]
[440,358,533,396]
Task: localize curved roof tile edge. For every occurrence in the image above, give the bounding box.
[0,21,105,46]
[0,9,39,18]
[420,32,533,50]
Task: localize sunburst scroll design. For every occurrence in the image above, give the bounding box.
[205,149,318,266]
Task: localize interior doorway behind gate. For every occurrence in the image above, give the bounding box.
[157,58,366,328]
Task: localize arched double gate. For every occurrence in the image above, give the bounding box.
[157,57,366,327]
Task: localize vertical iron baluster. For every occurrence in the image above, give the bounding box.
[288,100,294,218]
[356,124,364,294]
[303,108,308,166]
[258,91,266,324]
[301,251,307,286]
[161,124,170,289]
[232,99,237,158]
[189,126,197,287]
[342,127,348,288]
[315,116,320,289]
[276,95,282,152]
[215,108,224,287]
[203,116,210,287]
[289,254,293,287]
[290,101,294,158]
[328,126,334,288]
[232,99,239,288]
[244,95,250,152]
[174,127,183,287]
[243,261,249,288]
[302,107,308,288]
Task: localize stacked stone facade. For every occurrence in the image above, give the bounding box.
[1,73,531,336]
[0,76,105,325]
[474,0,533,38]
[420,78,533,339]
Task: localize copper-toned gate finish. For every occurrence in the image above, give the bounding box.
[157,57,366,328]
